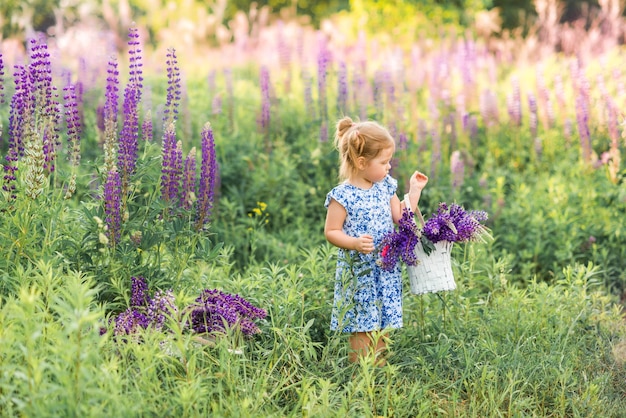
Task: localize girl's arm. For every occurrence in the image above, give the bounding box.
[392,171,429,223]
[325,199,375,254]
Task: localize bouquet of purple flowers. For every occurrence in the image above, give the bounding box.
[378,202,489,271]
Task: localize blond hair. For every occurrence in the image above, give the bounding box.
[333,116,395,180]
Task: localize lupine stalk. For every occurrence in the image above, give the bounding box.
[575,94,591,163]
[28,37,60,174]
[142,110,153,142]
[258,66,271,140]
[63,82,82,199]
[118,27,144,195]
[103,168,122,247]
[528,93,538,139]
[507,77,522,126]
[302,68,314,119]
[103,57,119,174]
[195,122,217,231]
[163,48,181,128]
[336,61,348,115]
[317,35,330,122]
[450,150,465,191]
[118,83,139,194]
[160,122,181,205]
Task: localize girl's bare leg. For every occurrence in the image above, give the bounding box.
[349,331,387,365]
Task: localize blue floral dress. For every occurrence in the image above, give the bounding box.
[324,175,403,333]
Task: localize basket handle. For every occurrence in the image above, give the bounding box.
[404,193,426,227]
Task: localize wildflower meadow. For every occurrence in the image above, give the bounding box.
[1,2,626,417]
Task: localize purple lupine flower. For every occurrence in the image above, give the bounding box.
[28,36,60,174]
[575,94,591,163]
[480,89,499,127]
[507,77,522,126]
[422,202,488,244]
[372,70,385,117]
[211,95,222,115]
[302,68,314,118]
[103,168,122,247]
[118,83,139,191]
[103,57,120,173]
[528,93,538,139]
[63,83,82,166]
[336,61,348,114]
[450,150,465,191]
[160,123,181,204]
[195,122,217,230]
[127,25,143,102]
[142,111,153,142]
[378,209,421,271]
[131,276,149,307]
[181,147,196,210]
[163,47,181,127]
[352,68,367,120]
[147,289,178,330]
[258,66,270,132]
[317,34,330,121]
[0,53,5,105]
[114,308,150,336]
[189,289,266,336]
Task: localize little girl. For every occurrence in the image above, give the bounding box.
[324,116,428,364]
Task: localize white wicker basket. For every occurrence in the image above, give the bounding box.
[408,240,456,295]
[403,194,457,295]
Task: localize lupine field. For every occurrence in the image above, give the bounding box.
[1,3,626,416]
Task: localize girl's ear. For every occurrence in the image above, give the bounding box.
[356,156,366,170]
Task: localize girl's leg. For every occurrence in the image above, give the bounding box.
[349,331,387,365]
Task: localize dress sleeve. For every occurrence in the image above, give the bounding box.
[383,175,398,197]
[325,186,348,209]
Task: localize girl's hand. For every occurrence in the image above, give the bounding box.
[410,171,428,193]
[354,234,375,254]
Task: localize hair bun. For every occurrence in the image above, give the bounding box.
[336,116,354,139]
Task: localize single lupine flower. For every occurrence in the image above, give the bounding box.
[0,52,4,105]
[160,122,180,204]
[63,83,82,167]
[302,68,314,118]
[163,47,181,128]
[103,57,120,174]
[528,93,538,138]
[181,147,196,210]
[258,65,271,133]
[450,150,464,191]
[336,61,348,114]
[142,110,153,142]
[317,34,330,121]
[575,94,591,163]
[352,68,367,120]
[28,36,60,174]
[373,70,385,117]
[131,276,149,307]
[127,25,143,102]
[319,120,328,143]
[211,94,222,115]
[207,70,216,96]
[480,89,499,127]
[118,83,139,193]
[103,168,122,247]
[535,67,553,128]
[507,77,522,126]
[195,122,217,230]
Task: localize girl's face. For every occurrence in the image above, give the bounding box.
[361,146,394,184]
